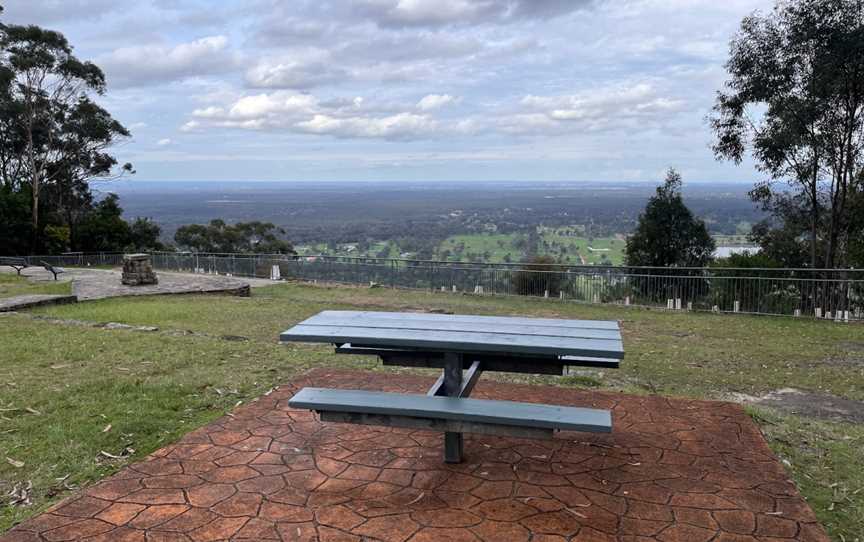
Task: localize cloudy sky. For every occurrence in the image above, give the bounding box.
[4,0,770,183]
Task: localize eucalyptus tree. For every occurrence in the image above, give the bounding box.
[711,0,864,268]
[0,20,132,250]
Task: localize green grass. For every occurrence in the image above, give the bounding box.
[437,233,523,262]
[2,282,864,537]
[538,226,626,265]
[0,274,71,300]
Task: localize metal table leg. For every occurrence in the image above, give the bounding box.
[443,352,463,463]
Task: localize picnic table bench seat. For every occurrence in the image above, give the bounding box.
[289,387,612,440]
[0,257,28,275]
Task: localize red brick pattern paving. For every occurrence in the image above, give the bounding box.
[2,369,829,541]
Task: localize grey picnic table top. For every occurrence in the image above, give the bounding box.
[280,310,623,360]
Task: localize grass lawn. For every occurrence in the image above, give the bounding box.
[0,274,71,300]
[1,282,863,537]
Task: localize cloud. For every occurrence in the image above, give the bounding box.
[1,0,119,24]
[245,50,347,89]
[503,82,687,134]
[156,138,172,146]
[181,90,473,140]
[99,35,235,88]
[351,0,594,28]
[19,0,769,181]
[295,112,438,139]
[417,94,460,110]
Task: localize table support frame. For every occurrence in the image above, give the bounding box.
[443,352,464,463]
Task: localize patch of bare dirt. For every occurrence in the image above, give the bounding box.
[838,340,864,352]
[743,388,864,424]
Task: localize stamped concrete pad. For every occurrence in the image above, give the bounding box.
[1,369,829,541]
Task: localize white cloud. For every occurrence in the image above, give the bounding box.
[296,112,437,139]
[507,82,686,134]
[352,0,593,27]
[417,94,460,110]
[2,0,119,24]
[181,90,468,140]
[100,36,234,88]
[156,138,173,146]
[245,49,347,89]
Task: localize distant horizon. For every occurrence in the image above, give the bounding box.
[100,178,760,188]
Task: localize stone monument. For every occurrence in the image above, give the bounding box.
[122,253,158,285]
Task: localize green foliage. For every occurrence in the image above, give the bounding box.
[76,194,130,252]
[712,0,864,268]
[0,15,133,253]
[625,169,716,268]
[129,217,165,252]
[0,185,31,255]
[748,219,811,268]
[41,224,69,254]
[511,255,562,296]
[174,219,295,254]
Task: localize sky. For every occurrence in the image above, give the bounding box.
[3,0,771,183]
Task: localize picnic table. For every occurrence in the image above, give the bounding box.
[281,310,624,463]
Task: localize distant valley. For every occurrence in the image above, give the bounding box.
[107,180,762,263]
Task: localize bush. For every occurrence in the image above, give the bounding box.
[511,255,563,297]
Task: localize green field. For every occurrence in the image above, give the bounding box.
[0,274,862,537]
[537,226,626,265]
[296,225,628,265]
[436,229,626,265]
[436,233,527,262]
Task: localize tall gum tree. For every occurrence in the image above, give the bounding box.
[0,19,132,251]
[711,0,864,269]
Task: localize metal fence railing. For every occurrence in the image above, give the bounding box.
[14,252,864,321]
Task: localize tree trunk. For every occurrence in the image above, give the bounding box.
[30,175,39,253]
[810,176,818,269]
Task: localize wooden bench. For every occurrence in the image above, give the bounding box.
[289,387,612,440]
[0,257,28,275]
[41,261,66,281]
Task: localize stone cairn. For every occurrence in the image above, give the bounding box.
[121,253,158,286]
